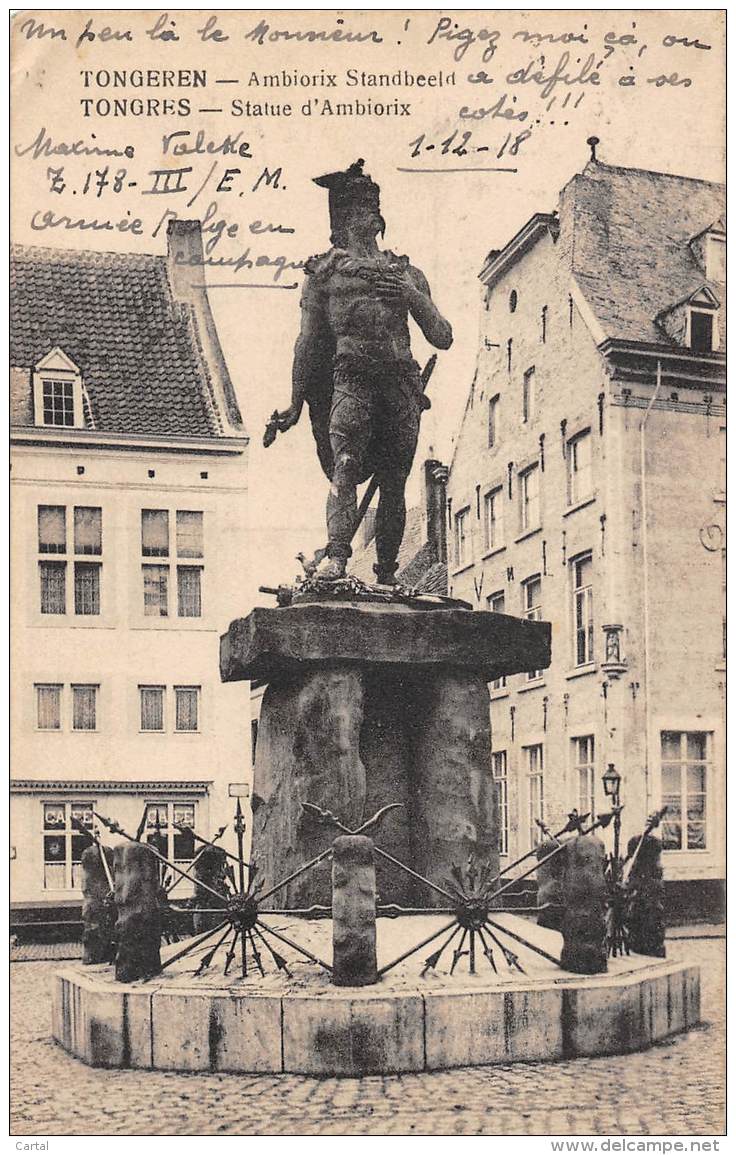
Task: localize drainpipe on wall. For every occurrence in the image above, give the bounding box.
[639,360,663,814]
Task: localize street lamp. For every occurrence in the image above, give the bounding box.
[601,763,626,957]
[602,762,621,803]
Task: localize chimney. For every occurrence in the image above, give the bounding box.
[166,219,204,304]
[424,458,449,564]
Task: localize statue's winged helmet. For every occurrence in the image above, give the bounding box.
[313,158,385,247]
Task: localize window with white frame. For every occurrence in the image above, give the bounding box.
[32,350,84,429]
[42,379,75,426]
[141,509,203,618]
[522,367,536,424]
[42,800,95,890]
[526,744,544,848]
[567,429,593,505]
[140,685,165,731]
[572,553,594,666]
[38,504,102,616]
[483,487,504,552]
[72,684,98,731]
[488,394,500,448]
[519,464,540,532]
[143,801,197,867]
[175,686,200,732]
[689,308,715,353]
[522,576,543,679]
[487,591,507,690]
[140,685,201,733]
[492,749,509,855]
[36,683,62,730]
[454,506,470,568]
[142,510,170,617]
[660,731,710,851]
[35,683,99,731]
[573,735,596,820]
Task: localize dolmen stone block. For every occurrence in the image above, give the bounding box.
[221,600,551,909]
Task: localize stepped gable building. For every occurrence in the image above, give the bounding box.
[446,151,725,918]
[10,222,250,927]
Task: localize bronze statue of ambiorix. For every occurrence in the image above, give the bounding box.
[266,159,453,584]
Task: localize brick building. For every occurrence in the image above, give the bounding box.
[446,153,725,916]
[10,222,250,924]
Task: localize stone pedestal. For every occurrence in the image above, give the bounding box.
[332,835,378,986]
[81,844,115,965]
[560,835,608,975]
[221,599,550,908]
[113,842,162,983]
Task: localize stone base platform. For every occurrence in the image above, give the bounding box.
[52,916,700,1076]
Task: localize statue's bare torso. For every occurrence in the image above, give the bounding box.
[306,248,422,365]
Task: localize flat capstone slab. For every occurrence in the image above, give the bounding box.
[52,957,700,1076]
[220,601,551,684]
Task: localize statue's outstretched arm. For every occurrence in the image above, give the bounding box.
[276,277,325,431]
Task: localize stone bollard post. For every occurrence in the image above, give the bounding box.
[535,838,568,931]
[81,844,116,965]
[625,834,666,958]
[560,834,608,974]
[113,842,162,982]
[331,835,378,987]
[192,846,229,934]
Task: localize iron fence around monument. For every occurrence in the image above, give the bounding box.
[75,793,667,984]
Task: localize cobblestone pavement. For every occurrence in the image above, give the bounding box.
[11,937,724,1137]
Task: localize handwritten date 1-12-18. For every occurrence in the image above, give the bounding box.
[408,128,531,160]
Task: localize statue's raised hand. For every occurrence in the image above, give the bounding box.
[372,268,418,304]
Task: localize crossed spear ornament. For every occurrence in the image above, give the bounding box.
[74,794,661,983]
[91,803,334,978]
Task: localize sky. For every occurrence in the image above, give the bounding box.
[11,10,725,607]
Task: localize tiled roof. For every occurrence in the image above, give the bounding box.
[10,244,226,437]
[569,161,726,345]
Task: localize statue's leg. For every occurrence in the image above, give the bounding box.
[374,374,419,582]
[327,369,372,564]
[374,467,409,582]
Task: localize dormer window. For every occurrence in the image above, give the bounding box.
[657,286,720,353]
[689,308,714,353]
[689,220,725,284]
[42,379,75,426]
[705,233,725,283]
[33,348,84,429]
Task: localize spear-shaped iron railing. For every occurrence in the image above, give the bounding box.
[300,800,612,979]
[95,806,334,980]
[374,810,617,978]
[165,825,228,895]
[602,804,668,959]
